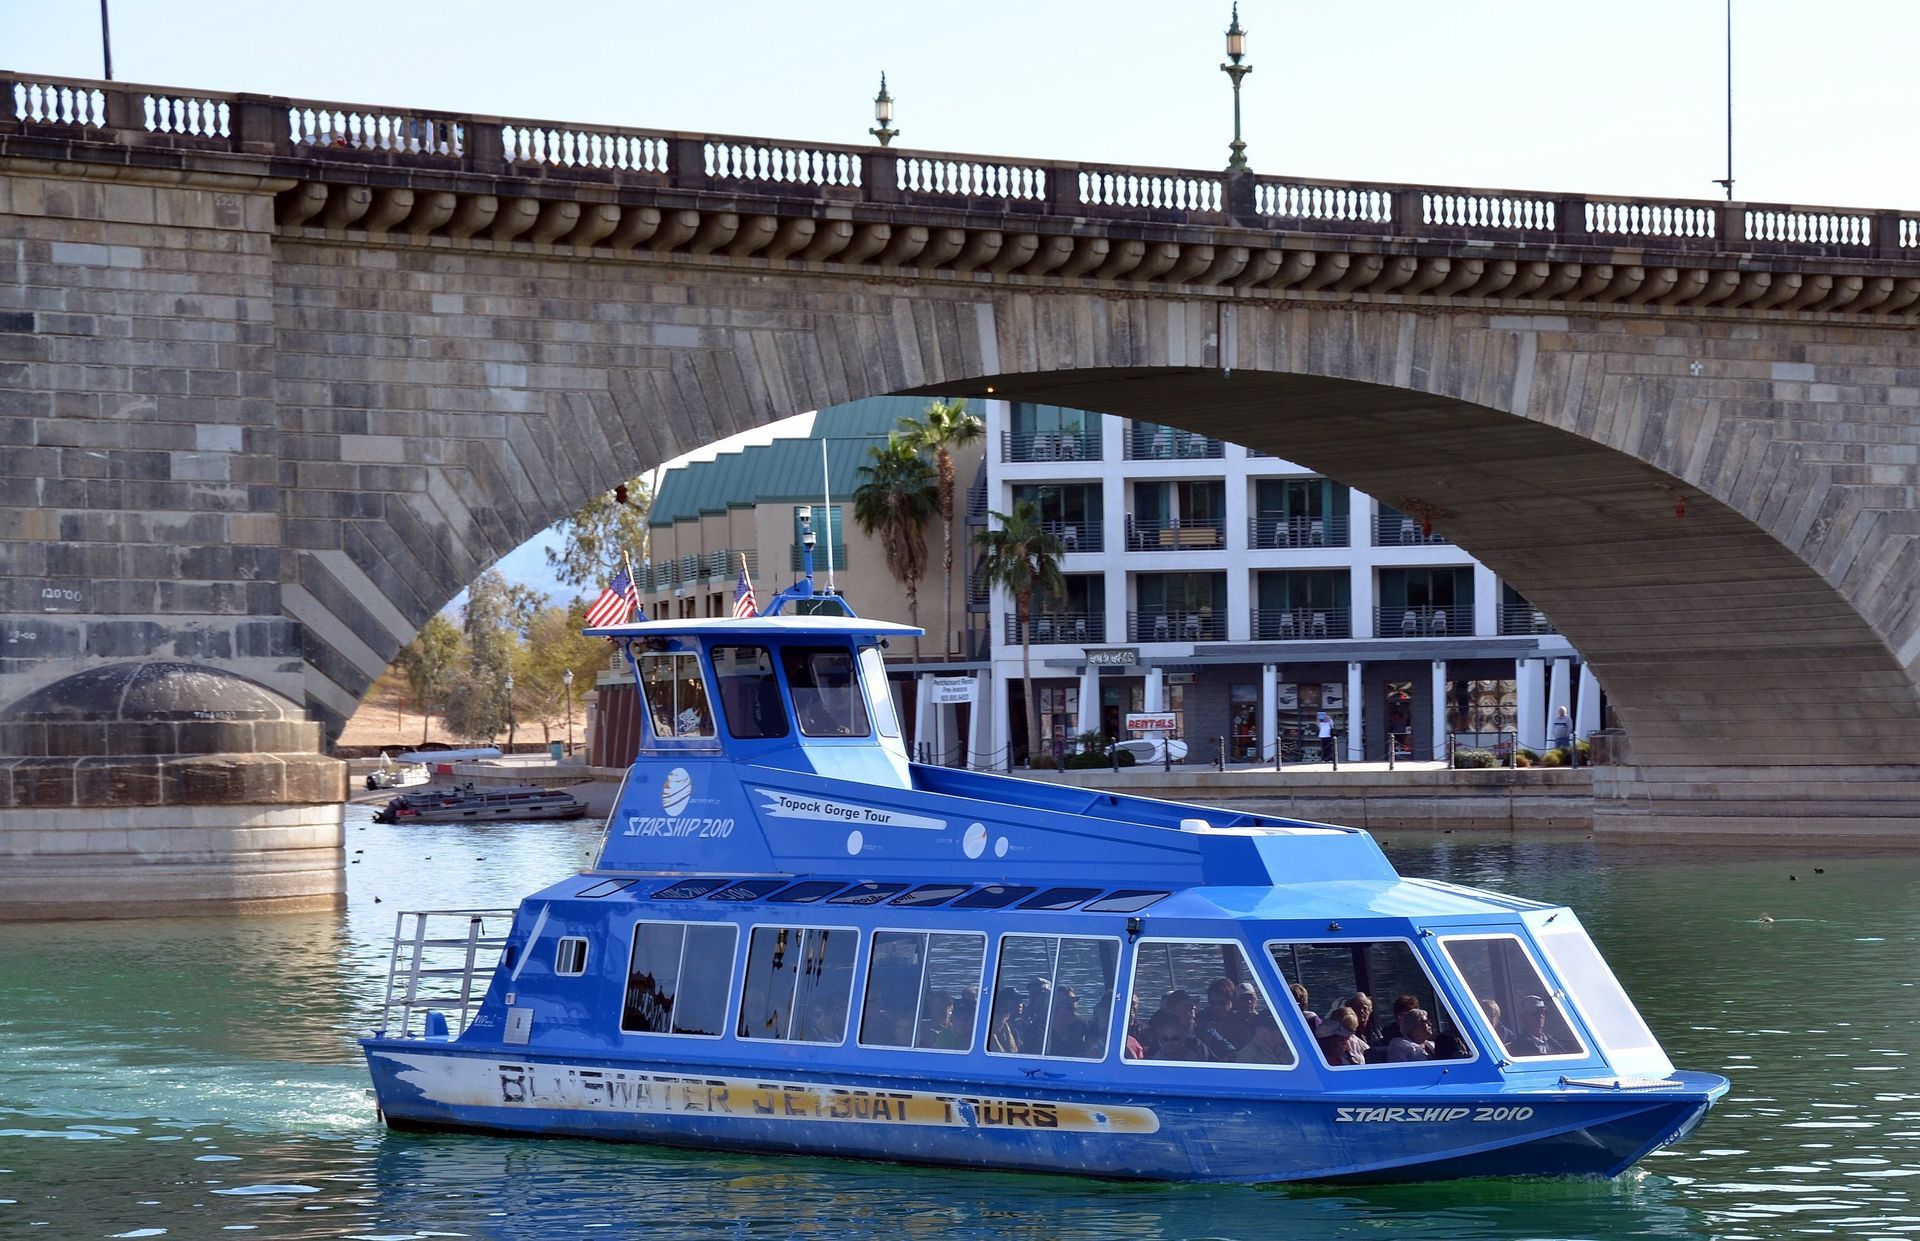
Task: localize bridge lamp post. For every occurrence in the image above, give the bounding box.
[1220,4,1252,173]
[869,73,898,147]
[563,667,574,756]
[503,671,514,749]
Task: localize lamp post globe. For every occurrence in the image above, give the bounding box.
[869,73,898,147]
[1220,3,1253,173]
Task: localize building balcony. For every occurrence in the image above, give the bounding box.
[1002,429,1100,463]
[1004,611,1105,644]
[1248,514,1350,550]
[699,548,758,582]
[1125,427,1225,461]
[1129,610,1227,643]
[1250,607,1352,641]
[1500,604,1558,636]
[1376,604,1474,638]
[1372,513,1455,547]
[1126,517,1225,552]
[1040,520,1101,554]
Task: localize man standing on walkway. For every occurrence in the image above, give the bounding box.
[1316,710,1335,763]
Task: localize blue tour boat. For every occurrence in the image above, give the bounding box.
[360,509,1726,1184]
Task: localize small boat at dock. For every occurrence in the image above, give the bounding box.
[359,508,1725,1183]
[372,783,587,825]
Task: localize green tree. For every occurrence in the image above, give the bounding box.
[445,569,546,744]
[973,501,1065,766]
[546,478,652,589]
[852,434,939,660]
[394,613,462,744]
[517,599,610,749]
[898,398,984,658]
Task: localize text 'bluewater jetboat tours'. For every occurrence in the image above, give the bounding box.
[360,509,1726,1184]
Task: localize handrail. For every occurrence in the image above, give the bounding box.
[378,907,515,1038]
[7,69,1920,264]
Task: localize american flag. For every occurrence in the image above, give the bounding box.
[732,565,757,618]
[583,568,638,628]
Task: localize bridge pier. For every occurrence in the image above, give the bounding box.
[1592,765,1920,842]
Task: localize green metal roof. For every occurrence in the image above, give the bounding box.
[649,396,958,527]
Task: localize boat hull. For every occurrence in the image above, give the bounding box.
[363,1040,1725,1185]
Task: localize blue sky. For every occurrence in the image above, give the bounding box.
[10,0,1919,606]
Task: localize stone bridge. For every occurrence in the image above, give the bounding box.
[6,69,1920,912]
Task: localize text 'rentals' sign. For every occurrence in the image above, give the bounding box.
[1124,712,1178,733]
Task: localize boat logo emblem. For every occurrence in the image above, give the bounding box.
[661,768,694,816]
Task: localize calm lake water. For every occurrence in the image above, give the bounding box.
[1,805,1917,1240]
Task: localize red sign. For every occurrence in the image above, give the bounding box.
[1124,712,1178,733]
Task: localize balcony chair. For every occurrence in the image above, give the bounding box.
[1278,612,1298,640]
[1309,518,1326,547]
[1062,524,1080,552]
[1074,616,1089,641]
[1184,613,1203,641]
[1152,614,1172,641]
[1399,517,1419,545]
[1430,610,1448,637]
[1311,611,1330,639]
[1402,609,1419,637]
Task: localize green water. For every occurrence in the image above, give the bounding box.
[1,808,1916,1239]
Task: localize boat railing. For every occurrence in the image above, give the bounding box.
[377,908,516,1038]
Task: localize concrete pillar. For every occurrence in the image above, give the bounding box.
[1259,663,1278,762]
[1473,565,1500,636]
[1350,563,1376,640]
[1077,663,1101,741]
[1549,657,1572,749]
[913,673,936,764]
[1346,661,1365,762]
[1145,666,1165,713]
[1516,658,1545,751]
[970,668,996,768]
[1576,662,1601,741]
[1431,659,1449,760]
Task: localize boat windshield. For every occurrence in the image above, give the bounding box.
[783,646,870,738]
[1267,939,1472,1066]
[1439,934,1586,1061]
[638,652,716,742]
[1533,921,1668,1073]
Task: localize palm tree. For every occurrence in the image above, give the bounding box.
[972,501,1065,766]
[899,398,984,657]
[852,434,939,660]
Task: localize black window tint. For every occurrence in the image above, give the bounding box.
[1438,936,1570,1059]
[738,926,858,1044]
[891,884,971,908]
[576,879,636,898]
[1086,890,1169,914]
[708,879,786,902]
[713,645,789,740]
[769,880,847,904]
[783,646,872,738]
[953,885,1036,910]
[621,921,737,1037]
[1020,887,1102,911]
[859,930,985,1051]
[828,881,910,906]
[654,878,728,900]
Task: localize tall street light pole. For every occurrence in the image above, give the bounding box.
[100,0,114,80]
[1714,0,1734,200]
[503,671,515,750]
[1221,4,1252,173]
[563,667,575,757]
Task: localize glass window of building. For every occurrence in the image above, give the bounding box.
[1037,684,1078,759]
[1230,683,1259,762]
[1134,573,1226,643]
[737,925,858,1045]
[1009,403,1097,461]
[1500,582,1555,635]
[987,935,1120,1060]
[711,645,788,740]
[621,921,739,1037]
[1254,570,1351,640]
[1011,483,1103,553]
[1268,939,1473,1066]
[1378,567,1475,638]
[1127,939,1292,1066]
[1017,574,1104,644]
[1440,934,1585,1060]
[1127,420,1222,460]
[1252,477,1350,547]
[1130,481,1226,549]
[638,653,716,741]
[782,646,871,738]
[1274,680,1345,760]
[858,930,986,1051]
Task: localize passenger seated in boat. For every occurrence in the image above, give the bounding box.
[919,995,967,1050]
[1337,992,1379,1046]
[1153,990,1235,1060]
[1017,976,1053,1050]
[1316,1006,1368,1066]
[1200,978,1253,1050]
[1431,1030,1469,1060]
[1480,997,1515,1045]
[988,989,1025,1053]
[1144,1008,1218,1062]
[1288,982,1319,1030]
[1506,994,1576,1056]
[1046,986,1095,1057]
[1385,1008,1434,1062]
[1124,995,1147,1059]
[1233,1016,1291,1064]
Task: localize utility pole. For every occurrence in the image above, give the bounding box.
[100,1,115,80]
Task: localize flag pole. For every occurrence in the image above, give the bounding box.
[623,548,641,622]
[739,550,756,616]
[821,438,836,595]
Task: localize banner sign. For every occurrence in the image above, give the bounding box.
[1086,648,1138,667]
[930,677,976,705]
[1124,712,1178,732]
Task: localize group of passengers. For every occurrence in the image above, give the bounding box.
[1123,977,1289,1063]
[1294,986,1470,1065]
[987,976,1103,1058]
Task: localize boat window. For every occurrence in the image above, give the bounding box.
[986,934,1119,1060]
[1268,940,1473,1068]
[1019,887,1102,912]
[1085,890,1170,914]
[707,879,787,902]
[857,930,985,1052]
[827,881,912,906]
[1535,923,1660,1060]
[554,936,589,976]
[891,883,971,908]
[653,878,730,900]
[952,884,1037,910]
[782,646,871,738]
[768,880,848,904]
[737,925,858,1045]
[712,645,789,740]
[575,879,636,898]
[858,646,902,739]
[1439,934,1585,1060]
[620,921,738,1038]
[638,653,716,741]
[1129,940,1294,1068]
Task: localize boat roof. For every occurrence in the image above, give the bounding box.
[583,615,924,640]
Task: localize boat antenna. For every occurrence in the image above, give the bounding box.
[821,438,836,596]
